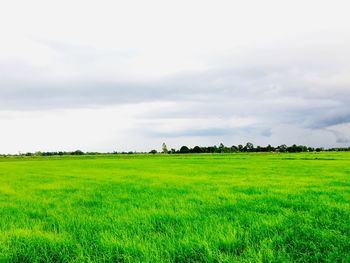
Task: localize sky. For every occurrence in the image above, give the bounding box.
[0,0,350,153]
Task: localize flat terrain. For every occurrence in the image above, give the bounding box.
[0,152,349,262]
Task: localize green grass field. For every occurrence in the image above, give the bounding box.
[0,152,349,262]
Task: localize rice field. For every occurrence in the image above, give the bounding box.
[0,152,349,262]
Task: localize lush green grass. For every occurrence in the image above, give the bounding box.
[0,152,349,262]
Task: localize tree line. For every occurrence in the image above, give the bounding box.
[151,142,350,154]
[1,143,350,157]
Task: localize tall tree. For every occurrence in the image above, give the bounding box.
[162,143,168,154]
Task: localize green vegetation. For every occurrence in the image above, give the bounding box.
[5,143,350,157]
[0,152,349,262]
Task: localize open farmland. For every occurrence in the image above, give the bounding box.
[0,152,349,262]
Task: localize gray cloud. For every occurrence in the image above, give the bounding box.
[1,37,350,148]
[336,137,350,144]
[151,128,232,138]
[261,128,272,137]
[307,110,350,129]
[327,130,350,144]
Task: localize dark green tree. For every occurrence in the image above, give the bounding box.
[192,146,202,153]
[244,142,254,152]
[179,146,190,153]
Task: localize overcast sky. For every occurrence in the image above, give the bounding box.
[0,0,350,153]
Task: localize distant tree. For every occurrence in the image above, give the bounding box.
[170,148,176,154]
[266,144,273,152]
[307,147,315,152]
[231,145,239,152]
[278,144,287,152]
[71,150,84,155]
[218,143,228,153]
[300,145,308,152]
[179,146,190,154]
[207,146,217,153]
[149,149,157,154]
[244,142,254,152]
[192,146,202,153]
[287,144,307,153]
[287,144,297,152]
[162,143,168,154]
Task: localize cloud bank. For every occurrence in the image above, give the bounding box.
[0,0,349,152]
